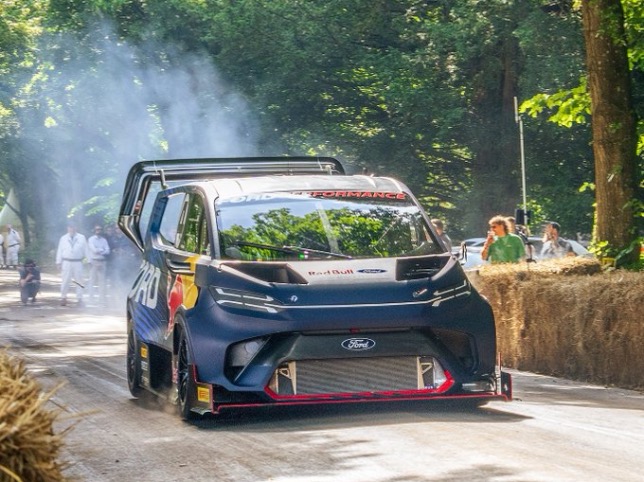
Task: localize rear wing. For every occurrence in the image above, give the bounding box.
[118,157,345,251]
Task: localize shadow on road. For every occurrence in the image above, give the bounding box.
[182,399,529,432]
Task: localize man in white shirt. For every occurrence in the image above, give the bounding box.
[541,221,574,259]
[87,225,111,304]
[5,224,21,269]
[55,223,89,306]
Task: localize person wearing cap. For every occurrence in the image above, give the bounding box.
[19,258,41,304]
[87,224,111,304]
[55,222,89,306]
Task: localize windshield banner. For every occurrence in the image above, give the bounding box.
[297,191,407,200]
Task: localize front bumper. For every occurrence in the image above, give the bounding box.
[188,349,512,415]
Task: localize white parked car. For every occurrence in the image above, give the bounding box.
[452,238,486,269]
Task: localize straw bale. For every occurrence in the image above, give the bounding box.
[0,350,69,482]
[470,258,644,390]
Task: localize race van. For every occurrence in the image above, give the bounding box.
[118,157,511,420]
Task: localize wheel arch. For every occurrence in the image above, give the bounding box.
[172,307,190,356]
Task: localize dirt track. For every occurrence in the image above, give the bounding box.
[2,268,644,481]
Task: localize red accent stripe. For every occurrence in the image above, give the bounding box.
[209,392,511,415]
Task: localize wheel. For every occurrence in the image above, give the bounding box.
[177,329,197,420]
[126,329,143,397]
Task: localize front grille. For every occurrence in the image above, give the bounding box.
[269,356,443,396]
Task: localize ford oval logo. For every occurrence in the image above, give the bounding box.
[357,269,387,274]
[341,338,376,351]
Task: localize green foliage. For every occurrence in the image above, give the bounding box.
[521,0,643,263]
[521,80,591,127]
[591,237,643,271]
[78,190,121,225]
[0,0,640,261]
[0,0,44,68]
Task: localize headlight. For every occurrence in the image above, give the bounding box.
[209,287,283,314]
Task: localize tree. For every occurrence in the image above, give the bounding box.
[2,0,635,261]
[0,0,48,248]
[196,1,540,234]
[581,0,640,265]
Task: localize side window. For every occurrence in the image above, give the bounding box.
[177,193,209,255]
[139,184,163,239]
[159,193,186,246]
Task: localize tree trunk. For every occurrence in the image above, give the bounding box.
[581,0,639,265]
[466,33,521,235]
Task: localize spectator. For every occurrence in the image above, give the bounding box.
[431,218,453,251]
[55,222,89,306]
[481,215,525,264]
[541,221,574,259]
[506,215,534,261]
[0,231,4,268]
[5,224,21,269]
[19,258,41,304]
[87,225,111,305]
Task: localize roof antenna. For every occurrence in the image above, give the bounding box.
[152,160,169,189]
[160,169,168,189]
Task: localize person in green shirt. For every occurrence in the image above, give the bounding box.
[481,215,525,264]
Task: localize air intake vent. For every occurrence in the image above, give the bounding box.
[222,262,308,284]
[396,256,446,280]
[269,356,447,396]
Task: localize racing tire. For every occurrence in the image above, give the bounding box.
[126,329,143,398]
[177,329,198,421]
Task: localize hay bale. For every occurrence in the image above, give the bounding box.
[470,258,644,391]
[518,270,644,389]
[0,350,69,482]
[476,256,602,278]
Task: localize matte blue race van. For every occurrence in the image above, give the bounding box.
[118,157,511,420]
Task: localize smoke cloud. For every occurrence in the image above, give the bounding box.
[19,20,263,245]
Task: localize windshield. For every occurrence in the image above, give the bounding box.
[216,191,440,260]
